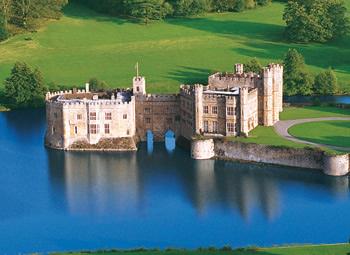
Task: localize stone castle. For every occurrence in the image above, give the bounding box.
[45,63,283,151]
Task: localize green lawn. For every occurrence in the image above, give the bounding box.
[54,244,350,255]
[227,126,306,148]
[288,121,350,148]
[280,106,350,120]
[0,2,350,94]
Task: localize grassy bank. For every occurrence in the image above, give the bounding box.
[288,121,350,149]
[280,106,350,120]
[54,244,350,255]
[0,2,349,94]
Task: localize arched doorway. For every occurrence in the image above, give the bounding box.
[146,130,154,155]
[165,129,176,153]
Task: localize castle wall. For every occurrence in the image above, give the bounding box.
[135,94,181,141]
[208,73,258,89]
[180,87,196,140]
[45,102,65,149]
[240,88,258,134]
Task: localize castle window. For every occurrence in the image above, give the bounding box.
[74,126,78,134]
[52,127,56,134]
[203,106,209,114]
[144,107,151,114]
[104,124,110,134]
[89,112,97,120]
[123,114,128,120]
[145,117,151,124]
[204,121,209,133]
[105,112,112,120]
[89,124,99,134]
[54,112,58,119]
[127,129,130,135]
[227,122,234,133]
[77,114,82,120]
[227,107,235,116]
[213,121,218,133]
[137,87,140,92]
[212,106,218,114]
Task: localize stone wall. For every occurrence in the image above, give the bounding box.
[190,138,350,176]
[135,94,181,141]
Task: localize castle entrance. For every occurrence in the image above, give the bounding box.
[146,129,176,154]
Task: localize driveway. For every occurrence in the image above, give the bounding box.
[274,117,350,152]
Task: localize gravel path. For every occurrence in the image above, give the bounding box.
[274,117,350,152]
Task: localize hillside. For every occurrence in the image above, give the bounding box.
[0,2,349,94]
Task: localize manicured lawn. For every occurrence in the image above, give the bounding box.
[227,126,306,149]
[0,2,350,94]
[288,121,350,148]
[54,244,350,255]
[280,106,350,120]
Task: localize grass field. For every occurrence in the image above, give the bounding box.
[288,121,350,148]
[55,244,350,255]
[0,2,350,94]
[280,106,350,120]
[228,126,306,148]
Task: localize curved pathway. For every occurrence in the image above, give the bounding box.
[274,117,350,152]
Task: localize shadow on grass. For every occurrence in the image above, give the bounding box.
[167,18,284,42]
[231,39,350,73]
[165,66,212,84]
[63,2,128,25]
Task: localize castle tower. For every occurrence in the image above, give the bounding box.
[235,63,244,75]
[133,62,146,95]
[194,85,204,134]
[262,67,274,126]
[261,64,283,126]
[240,87,249,134]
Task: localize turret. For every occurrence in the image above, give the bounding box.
[133,76,146,95]
[133,62,146,95]
[235,63,244,75]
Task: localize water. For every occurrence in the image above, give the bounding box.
[0,109,350,254]
[285,95,350,105]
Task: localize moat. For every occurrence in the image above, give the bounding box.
[1,109,350,254]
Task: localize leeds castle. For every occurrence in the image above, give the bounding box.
[45,63,283,151]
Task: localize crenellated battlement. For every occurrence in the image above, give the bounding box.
[137,93,179,102]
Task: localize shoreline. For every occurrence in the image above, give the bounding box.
[51,243,350,255]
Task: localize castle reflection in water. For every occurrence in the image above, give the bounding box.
[47,143,349,221]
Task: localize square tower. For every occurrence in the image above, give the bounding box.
[133,76,146,95]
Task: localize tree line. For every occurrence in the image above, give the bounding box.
[0,0,68,40]
[73,0,271,23]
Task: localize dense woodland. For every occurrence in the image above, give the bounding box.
[0,0,68,39]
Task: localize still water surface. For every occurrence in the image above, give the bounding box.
[0,109,350,254]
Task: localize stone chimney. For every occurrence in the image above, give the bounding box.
[235,64,244,75]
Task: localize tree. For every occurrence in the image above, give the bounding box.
[314,68,338,95]
[233,0,245,12]
[212,0,236,12]
[4,62,47,107]
[244,58,262,73]
[283,0,349,43]
[283,49,313,96]
[124,0,172,23]
[256,0,271,6]
[11,0,68,28]
[0,11,8,40]
[88,77,109,91]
